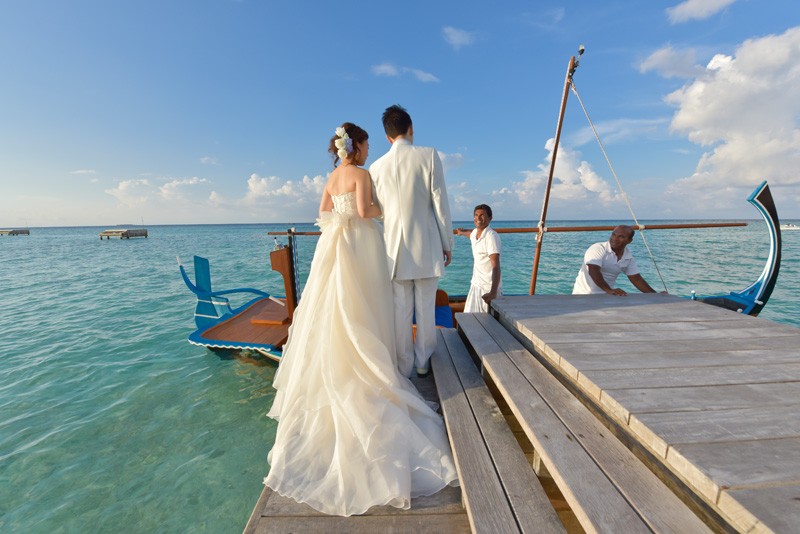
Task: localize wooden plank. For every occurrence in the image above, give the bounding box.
[467,312,713,534]
[520,326,798,345]
[665,438,800,505]
[252,513,471,533]
[261,485,465,517]
[545,337,800,360]
[629,403,800,460]
[717,483,800,534]
[458,315,655,533]
[252,485,469,532]
[494,293,758,322]
[561,348,800,372]
[439,326,564,533]
[529,319,748,334]
[600,382,800,424]
[244,486,274,534]
[430,330,521,534]
[249,299,289,325]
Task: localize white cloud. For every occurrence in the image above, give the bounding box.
[506,139,619,206]
[371,63,439,83]
[70,169,96,175]
[101,172,330,223]
[666,0,736,24]
[663,26,800,201]
[241,173,326,205]
[104,179,153,208]
[438,151,464,172]
[407,68,439,83]
[159,177,209,200]
[372,63,399,77]
[443,27,475,50]
[200,156,218,165]
[520,8,565,30]
[639,45,702,78]
[570,117,670,146]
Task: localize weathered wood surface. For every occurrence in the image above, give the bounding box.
[434,328,564,533]
[458,312,710,534]
[245,485,469,533]
[245,371,470,533]
[492,293,800,533]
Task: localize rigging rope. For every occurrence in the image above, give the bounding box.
[569,80,669,293]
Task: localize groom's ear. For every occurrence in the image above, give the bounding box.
[386,134,395,145]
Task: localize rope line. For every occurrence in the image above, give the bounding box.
[569,80,669,293]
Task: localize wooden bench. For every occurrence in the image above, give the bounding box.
[456,313,712,533]
[431,328,564,533]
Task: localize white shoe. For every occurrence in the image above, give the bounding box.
[416,367,430,377]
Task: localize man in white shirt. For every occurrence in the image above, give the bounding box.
[456,204,501,312]
[572,225,659,296]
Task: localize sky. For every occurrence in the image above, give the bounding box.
[1,0,799,226]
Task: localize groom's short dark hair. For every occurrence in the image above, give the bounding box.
[382,105,412,138]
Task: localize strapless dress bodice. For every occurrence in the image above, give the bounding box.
[332,191,357,215]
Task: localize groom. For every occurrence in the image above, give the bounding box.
[370,105,454,378]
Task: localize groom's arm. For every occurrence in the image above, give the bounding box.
[430,149,454,258]
[367,164,384,221]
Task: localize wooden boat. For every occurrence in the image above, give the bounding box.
[179,229,460,361]
[692,180,781,316]
[179,50,782,361]
[178,245,298,362]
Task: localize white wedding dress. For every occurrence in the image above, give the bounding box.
[264,191,459,516]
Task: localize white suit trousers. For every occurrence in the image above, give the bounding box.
[392,277,438,378]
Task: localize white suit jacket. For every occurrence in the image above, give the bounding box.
[369,138,454,281]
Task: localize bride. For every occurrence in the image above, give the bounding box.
[263,122,459,516]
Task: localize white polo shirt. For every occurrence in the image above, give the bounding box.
[470,226,502,290]
[572,240,639,294]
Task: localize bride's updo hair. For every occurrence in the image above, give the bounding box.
[328,122,369,167]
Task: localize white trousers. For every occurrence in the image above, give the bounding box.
[392,277,438,378]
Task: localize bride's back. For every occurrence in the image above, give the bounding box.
[326,165,367,197]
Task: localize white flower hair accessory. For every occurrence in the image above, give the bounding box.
[334,127,353,160]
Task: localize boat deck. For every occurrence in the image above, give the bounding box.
[201,299,290,348]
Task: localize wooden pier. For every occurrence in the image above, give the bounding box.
[99,228,148,239]
[0,229,30,236]
[246,294,800,533]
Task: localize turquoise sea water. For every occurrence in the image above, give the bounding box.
[1,220,798,532]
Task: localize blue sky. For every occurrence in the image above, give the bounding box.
[1,0,798,226]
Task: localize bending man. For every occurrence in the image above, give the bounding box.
[572,225,660,296]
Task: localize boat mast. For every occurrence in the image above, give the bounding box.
[529,47,583,295]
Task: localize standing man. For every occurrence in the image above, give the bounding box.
[456,204,502,313]
[572,225,660,296]
[370,105,454,378]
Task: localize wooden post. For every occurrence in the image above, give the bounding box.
[530,54,578,295]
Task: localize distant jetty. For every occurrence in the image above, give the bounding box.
[99,228,148,239]
[0,229,30,236]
